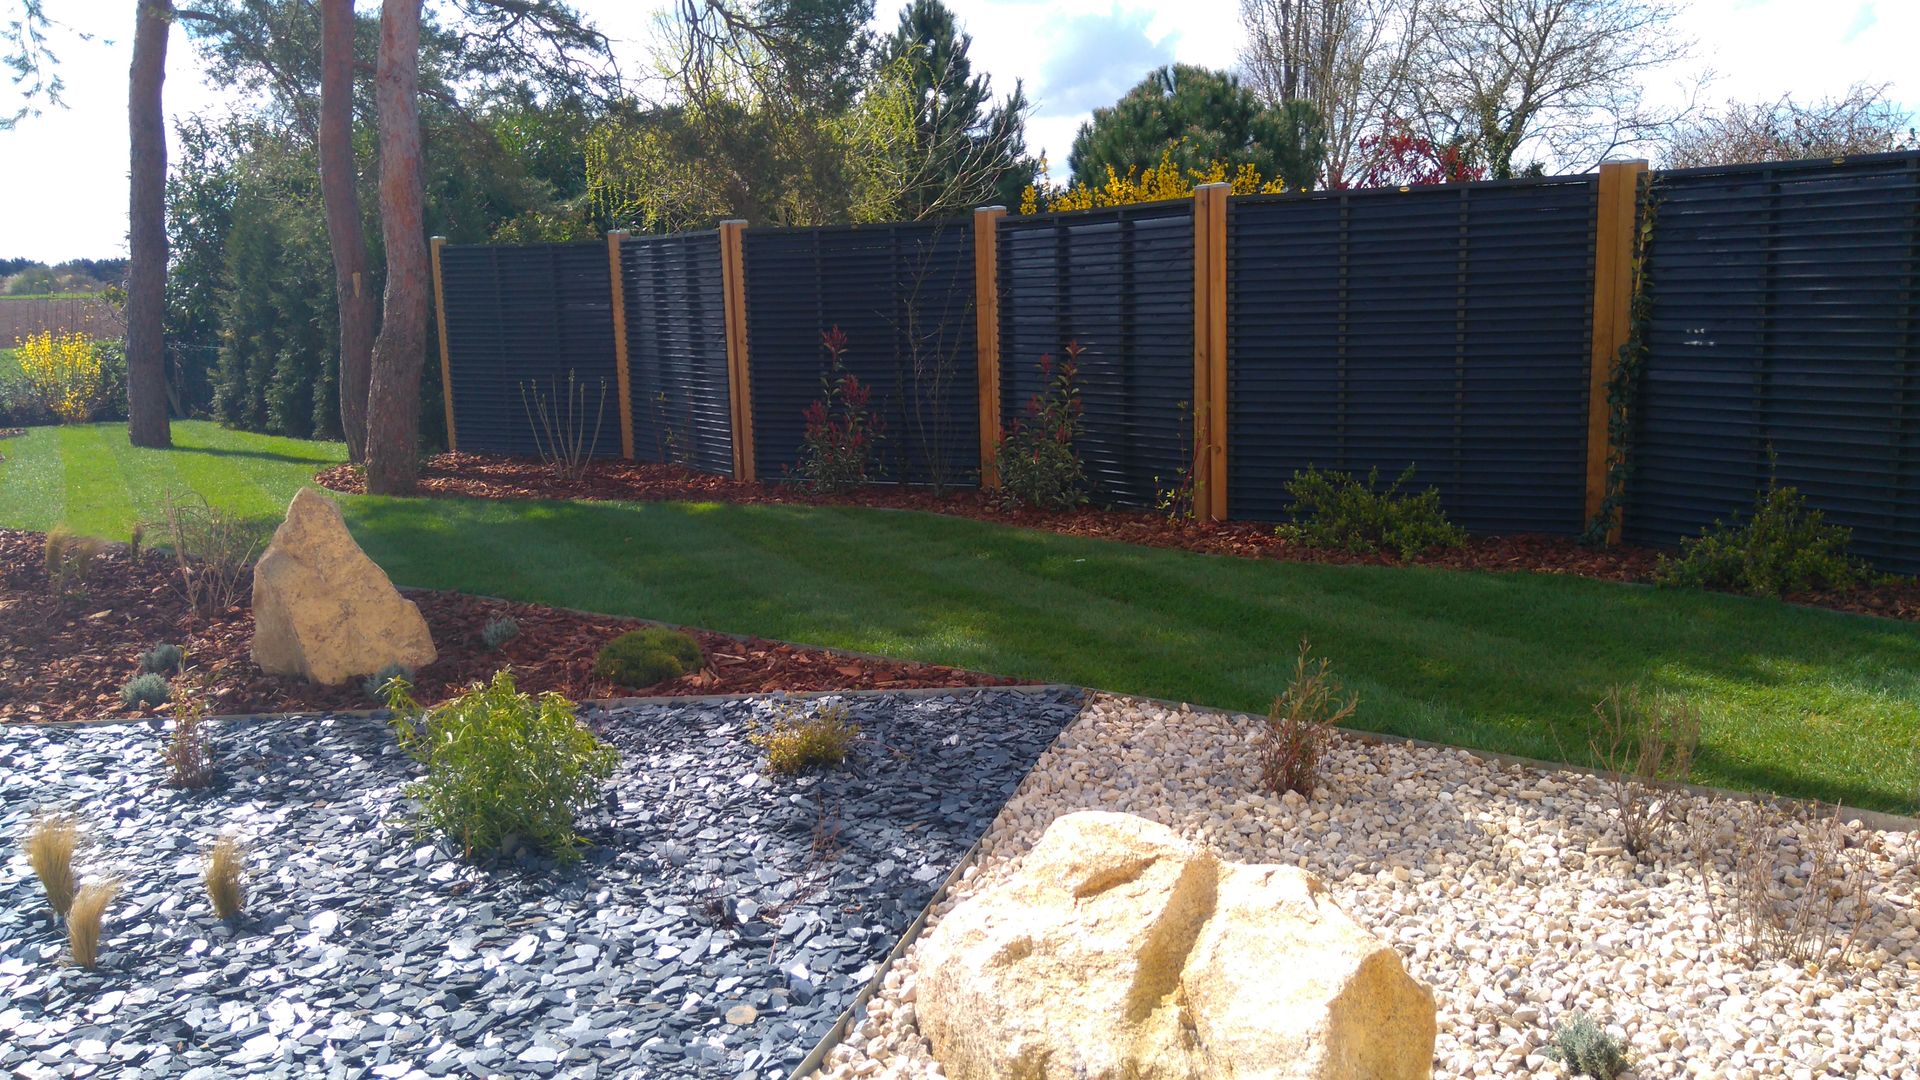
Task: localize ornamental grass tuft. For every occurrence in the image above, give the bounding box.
[67,879,121,969]
[386,670,618,862]
[25,813,81,918]
[750,701,862,775]
[204,834,246,920]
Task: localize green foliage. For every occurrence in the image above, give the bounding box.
[1545,1014,1631,1079]
[1,341,126,428]
[1260,640,1358,796]
[121,673,171,710]
[363,663,415,702]
[1655,476,1869,597]
[1276,465,1465,560]
[482,615,521,650]
[140,643,186,675]
[1068,64,1325,190]
[593,628,705,688]
[750,701,861,774]
[386,670,619,862]
[996,346,1088,511]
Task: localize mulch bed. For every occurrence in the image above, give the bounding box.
[0,527,1015,725]
[314,454,1920,623]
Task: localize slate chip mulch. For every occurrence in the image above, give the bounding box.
[313,453,1920,622]
[0,527,1017,725]
[0,688,1082,1078]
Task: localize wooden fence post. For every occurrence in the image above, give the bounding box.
[1192,183,1230,521]
[1585,160,1648,541]
[719,220,756,482]
[430,235,456,452]
[607,230,636,459]
[974,206,1006,488]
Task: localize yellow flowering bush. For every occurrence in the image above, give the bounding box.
[12,331,105,423]
[1019,149,1293,214]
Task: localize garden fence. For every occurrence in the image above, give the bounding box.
[431,149,1920,571]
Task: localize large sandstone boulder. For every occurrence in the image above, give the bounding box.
[250,488,435,686]
[916,811,1436,1080]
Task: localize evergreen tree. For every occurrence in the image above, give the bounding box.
[880,0,1034,215]
[1069,64,1325,190]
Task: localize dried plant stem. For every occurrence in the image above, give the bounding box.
[1589,685,1701,859]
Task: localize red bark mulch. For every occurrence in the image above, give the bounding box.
[0,527,1016,725]
[313,452,1920,623]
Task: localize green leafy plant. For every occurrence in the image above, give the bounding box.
[121,673,171,710]
[794,326,883,494]
[386,670,619,862]
[1545,1014,1631,1079]
[1655,473,1869,597]
[1259,640,1359,797]
[481,615,521,650]
[363,663,415,702]
[1275,464,1465,560]
[750,701,862,775]
[593,627,704,689]
[140,643,185,675]
[163,686,215,789]
[996,344,1089,511]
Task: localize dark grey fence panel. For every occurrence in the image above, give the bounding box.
[741,221,978,487]
[440,242,623,459]
[622,231,733,476]
[1226,177,1597,533]
[998,202,1192,508]
[1626,152,1920,572]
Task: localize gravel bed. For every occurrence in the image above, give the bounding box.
[0,688,1080,1079]
[815,694,1920,1080]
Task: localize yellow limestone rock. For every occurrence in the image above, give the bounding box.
[916,811,1436,1080]
[250,488,436,685]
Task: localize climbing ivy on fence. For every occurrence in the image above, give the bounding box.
[1582,173,1659,545]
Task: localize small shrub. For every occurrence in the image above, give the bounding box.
[794,326,883,493]
[150,491,271,617]
[13,330,106,423]
[1655,475,1868,597]
[363,663,414,702]
[996,345,1089,511]
[44,525,105,595]
[750,701,861,775]
[593,628,704,689]
[386,670,619,861]
[1275,464,1465,560]
[120,673,170,710]
[163,691,215,789]
[1697,801,1871,968]
[25,813,81,918]
[67,879,121,969]
[204,834,246,920]
[140,643,186,675]
[128,522,145,560]
[520,369,608,481]
[1258,640,1358,797]
[1587,685,1701,859]
[481,615,521,650]
[1545,1014,1630,1079]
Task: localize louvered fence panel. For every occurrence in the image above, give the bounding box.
[622,231,733,475]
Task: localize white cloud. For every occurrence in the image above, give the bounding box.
[0,0,1912,261]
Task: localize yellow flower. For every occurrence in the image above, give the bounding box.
[13,330,104,423]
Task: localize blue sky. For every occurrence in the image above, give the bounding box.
[0,0,1911,262]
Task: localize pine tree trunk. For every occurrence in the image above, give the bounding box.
[320,0,376,463]
[126,0,173,449]
[364,0,427,495]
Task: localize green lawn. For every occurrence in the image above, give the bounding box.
[4,422,1917,812]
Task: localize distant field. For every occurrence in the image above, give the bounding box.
[0,296,125,341]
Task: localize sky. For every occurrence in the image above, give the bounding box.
[0,0,1912,263]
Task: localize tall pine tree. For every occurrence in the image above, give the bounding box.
[880,0,1034,214]
[1069,64,1324,191]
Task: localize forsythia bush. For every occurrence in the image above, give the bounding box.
[12,331,105,422]
[1021,149,1293,214]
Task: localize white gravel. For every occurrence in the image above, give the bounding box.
[811,694,1920,1080]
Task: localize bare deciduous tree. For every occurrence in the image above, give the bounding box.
[1664,83,1916,169]
[127,0,173,449]
[1238,0,1429,187]
[1415,0,1694,178]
